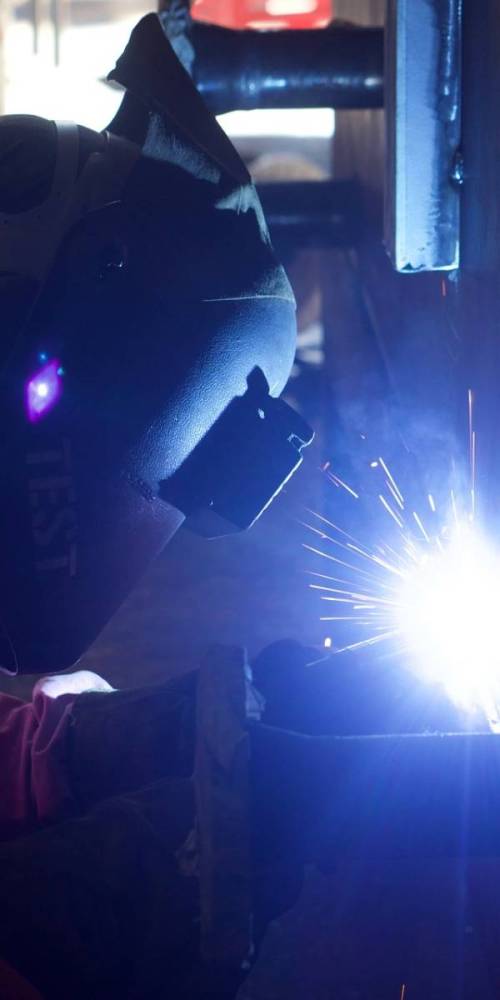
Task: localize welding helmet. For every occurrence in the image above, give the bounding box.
[0,14,312,674]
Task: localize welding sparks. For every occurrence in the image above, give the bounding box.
[379,494,404,529]
[379,456,405,507]
[305,394,500,728]
[412,511,430,543]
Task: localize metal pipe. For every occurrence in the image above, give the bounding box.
[188,23,384,114]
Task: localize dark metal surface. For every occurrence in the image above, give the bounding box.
[252,729,500,861]
[256,180,361,249]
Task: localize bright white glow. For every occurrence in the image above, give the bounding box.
[265,0,317,14]
[309,390,500,728]
[218,108,335,139]
[324,636,332,649]
[40,670,115,699]
[397,524,500,720]
[36,382,49,398]
[3,17,142,127]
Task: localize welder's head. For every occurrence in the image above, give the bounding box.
[0,13,312,675]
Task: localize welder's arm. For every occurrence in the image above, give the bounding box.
[0,668,197,839]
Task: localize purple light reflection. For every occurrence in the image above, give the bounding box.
[26,360,63,422]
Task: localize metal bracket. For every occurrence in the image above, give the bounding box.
[385,0,462,272]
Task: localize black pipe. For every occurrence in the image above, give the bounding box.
[188,23,384,114]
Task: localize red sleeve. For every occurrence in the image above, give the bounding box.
[0,688,76,839]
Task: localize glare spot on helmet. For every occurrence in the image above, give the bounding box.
[26,360,63,422]
[258,408,265,420]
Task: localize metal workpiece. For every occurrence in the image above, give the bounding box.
[159,8,384,113]
[317,731,500,859]
[251,729,500,862]
[385,0,462,271]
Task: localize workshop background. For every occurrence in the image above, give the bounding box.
[4,0,500,997]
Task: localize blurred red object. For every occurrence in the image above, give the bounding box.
[192,0,332,30]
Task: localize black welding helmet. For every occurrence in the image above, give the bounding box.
[0,13,312,674]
